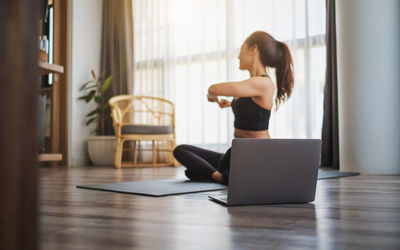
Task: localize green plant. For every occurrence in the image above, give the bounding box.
[78,70,113,135]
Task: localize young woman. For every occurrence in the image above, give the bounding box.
[173,31,294,184]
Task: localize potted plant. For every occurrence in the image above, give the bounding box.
[79,70,115,165]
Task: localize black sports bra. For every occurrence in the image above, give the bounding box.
[231,75,271,131]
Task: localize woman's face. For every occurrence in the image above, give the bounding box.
[238,43,254,70]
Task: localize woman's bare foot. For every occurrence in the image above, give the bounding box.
[211,171,224,183]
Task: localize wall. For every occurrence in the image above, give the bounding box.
[336,0,400,174]
[68,0,103,166]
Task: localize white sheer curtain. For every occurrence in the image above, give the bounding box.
[133,0,326,147]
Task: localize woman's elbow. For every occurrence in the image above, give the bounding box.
[208,84,218,95]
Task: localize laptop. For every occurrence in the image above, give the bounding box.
[208,138,321,206]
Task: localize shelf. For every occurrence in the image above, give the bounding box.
[38,153,63,162]
[38,61,64,75]
[37,62,64,163]
[40,87,52,95]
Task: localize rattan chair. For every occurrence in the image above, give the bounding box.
[109,95,178,168]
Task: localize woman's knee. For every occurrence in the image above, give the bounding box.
[173,144,191,159]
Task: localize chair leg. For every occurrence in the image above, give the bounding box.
[137,140,141,163]
[114,138,123,169]
[152,140,156,165]
[133,141,137,165]
[170,139,180,167]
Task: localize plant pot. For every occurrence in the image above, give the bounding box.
[87,135,116,166]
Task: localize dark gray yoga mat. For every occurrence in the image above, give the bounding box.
[77,170,359,197]
[318,170,360,179]
[77,179,227,197]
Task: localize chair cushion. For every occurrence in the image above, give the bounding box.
[121,125,173,135]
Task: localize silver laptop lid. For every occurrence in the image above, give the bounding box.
[227,138,321,205]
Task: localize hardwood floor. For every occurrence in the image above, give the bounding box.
[39,166,400,250]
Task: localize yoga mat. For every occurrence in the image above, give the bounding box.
[77,170,359,197]
[318,170,360,180]
[77,179,227,197]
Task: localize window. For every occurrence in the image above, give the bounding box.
[133,0,326,146]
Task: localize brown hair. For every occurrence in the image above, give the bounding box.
[245,31,294,109]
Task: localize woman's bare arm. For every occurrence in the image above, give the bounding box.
[208,77,271,98]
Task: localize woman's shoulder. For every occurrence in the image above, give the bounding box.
[247,76,275,92]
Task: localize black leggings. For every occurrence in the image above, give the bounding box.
[173,144,231,184]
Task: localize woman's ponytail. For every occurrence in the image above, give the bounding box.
[274,41,294,110]
[245,31,294,109]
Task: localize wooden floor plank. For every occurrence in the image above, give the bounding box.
[39,166,400,250]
